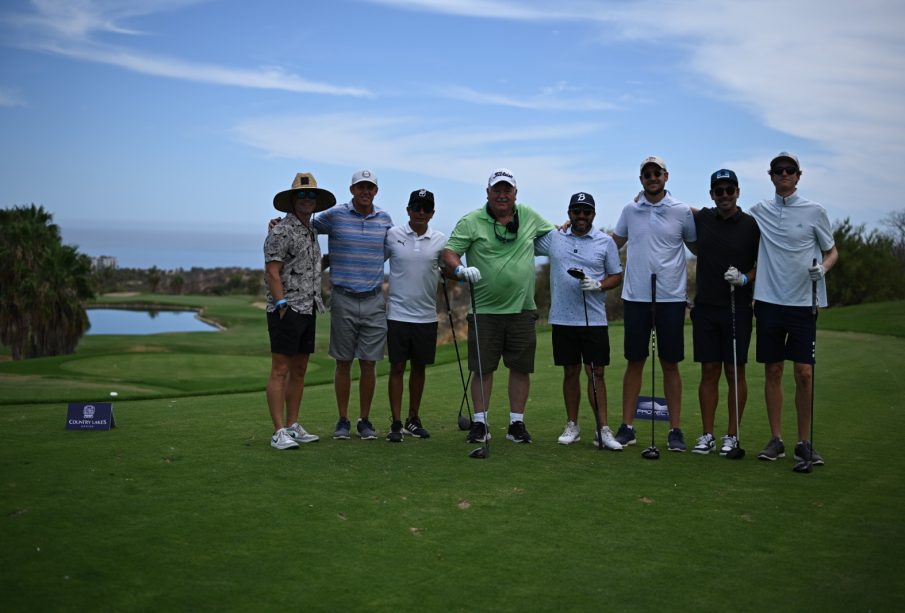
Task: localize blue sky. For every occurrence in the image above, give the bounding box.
[2,0,903,269]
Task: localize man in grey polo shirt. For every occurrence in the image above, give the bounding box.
[749,152,838,466]
[384,189,447,442]
[535,192,624,449]
[612,156,697,452]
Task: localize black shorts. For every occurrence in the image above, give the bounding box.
[623,300,686,363]
[387,320,438,365]
[268,309,316,356]
[755,301,817,365]
[552,325,610,367]
[691,303,753,364]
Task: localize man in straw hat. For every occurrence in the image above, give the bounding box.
[265,172,335,450]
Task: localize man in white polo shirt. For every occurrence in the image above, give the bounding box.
[749,152,838,466]
[612,156,697,452]
[384,189,447,442]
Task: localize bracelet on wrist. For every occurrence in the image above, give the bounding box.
[275,299,287,307]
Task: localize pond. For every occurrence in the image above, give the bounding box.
[86,308,221,335]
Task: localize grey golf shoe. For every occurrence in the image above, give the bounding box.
[357,418,378,440]
[758,437,786,461]
[667,428,686,452]
[794,441,825,466]
[333,418,351,440]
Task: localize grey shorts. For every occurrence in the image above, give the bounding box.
[329,289,387,361]
[467,310,538,374]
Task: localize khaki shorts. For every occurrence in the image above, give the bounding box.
[329,290,387,361]
[467,310,538,374]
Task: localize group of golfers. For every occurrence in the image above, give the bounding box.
[263,152,837,470]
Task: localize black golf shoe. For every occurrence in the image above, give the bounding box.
[615,423,636,446]
[506,420,532,443]
[404,416,430,438]
[386,420,403,443]
[466,421,490,443]
[667,428,686,452]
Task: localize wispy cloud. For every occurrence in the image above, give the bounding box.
[234,111,603,187]
[0,87,27,107]
[442,84,618,112]
[363,0,905,219]
[3,0,373,97]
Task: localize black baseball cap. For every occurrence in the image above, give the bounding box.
[710,169,738,187]
[408,189,435,210]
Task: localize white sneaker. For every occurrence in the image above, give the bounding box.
[593,426,624,450]
[287,422,320,444]
[557,421,581,445]
[271,428,299,450]
[692,433,716,454]
[719,434,738,456]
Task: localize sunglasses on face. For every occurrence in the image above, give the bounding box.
[770,167,799,176]
[712,186,737,197]
[569,207,595,216]
[295,190,319,200]
[409,205,434,213]
[642,170,665,179]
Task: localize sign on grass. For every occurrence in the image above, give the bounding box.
[635,396,669,421]
[66,402,117,431]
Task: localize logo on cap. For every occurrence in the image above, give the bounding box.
[362,171,371,178]
[418,189,427,198]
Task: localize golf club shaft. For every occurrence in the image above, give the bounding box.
[469,282,489,450]
[730,285,740,441]
[810,258,818,459]
[650,273,657,447]
[442,278,472,420]
[580,289,604,448]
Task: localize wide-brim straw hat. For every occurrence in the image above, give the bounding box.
[273,172,337,213]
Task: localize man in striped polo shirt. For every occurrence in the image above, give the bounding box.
[312,169,394,440]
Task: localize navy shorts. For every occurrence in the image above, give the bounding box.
[691,304,753,364]
[755,301,817,365]
[552,325,610,367]
[623,300,686,363]
[268,309,316,356]
[387,320,438,365]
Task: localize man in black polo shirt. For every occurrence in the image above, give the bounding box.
[690,169,760,455]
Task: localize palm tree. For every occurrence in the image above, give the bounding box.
[0,205,94,359]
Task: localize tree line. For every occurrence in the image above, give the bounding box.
[2,204,905,360]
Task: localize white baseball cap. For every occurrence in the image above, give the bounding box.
[351,169,378,186]
[770,151,800,170]
[640,156,667,172]
[487,168,517,188]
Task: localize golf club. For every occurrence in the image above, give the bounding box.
[468,281,490,459]
[442,277,473,431]
[793,258,819,474]
[567,267,605,452]
[725,284,746,459]
[642,273,660,460]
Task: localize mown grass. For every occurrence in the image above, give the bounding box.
[1,299,904,611]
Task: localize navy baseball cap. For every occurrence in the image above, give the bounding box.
[710,169,738,186]
[568,192,596,209]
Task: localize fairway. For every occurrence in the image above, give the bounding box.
[2,300,904,611]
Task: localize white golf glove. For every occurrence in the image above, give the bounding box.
[455,265,482,283]
[579,277,601,292]
[723,266,748,286]
[808,262,825,281]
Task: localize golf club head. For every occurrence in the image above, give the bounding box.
[567,267,586,280]
[468,446,489,459]
[641,446,660,460]
[458,414,473,431]
[792,459,813,473]
[725,446,746,460]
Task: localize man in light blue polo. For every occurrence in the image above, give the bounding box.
[312,169,393,440]
[749,152,838,466]
[535,192,624,449]
[612,156,697,452]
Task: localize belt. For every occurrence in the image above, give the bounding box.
[334,286,381,299]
